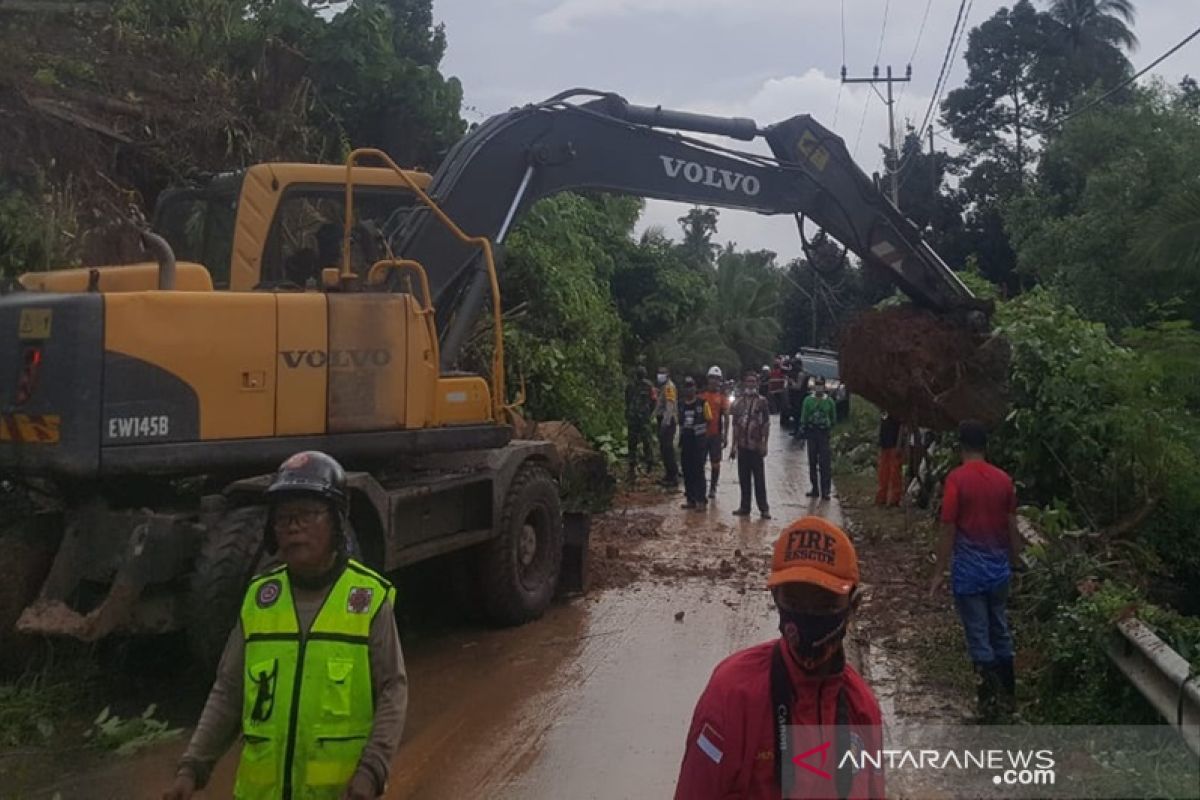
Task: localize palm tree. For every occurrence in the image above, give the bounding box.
[659,251,781,376]
[1042,0,1138,110]
[1136,182,1200,277]
[1047,0,1138,54]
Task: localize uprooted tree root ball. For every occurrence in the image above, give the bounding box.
[839,305,1011,430]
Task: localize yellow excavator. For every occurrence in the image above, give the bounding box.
[0,89,1006,665]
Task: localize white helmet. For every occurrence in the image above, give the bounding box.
[707,365,723,379]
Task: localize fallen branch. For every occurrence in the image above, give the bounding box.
[59,86,144,117]
[1102,497,1160,539]
[29,97,132,143]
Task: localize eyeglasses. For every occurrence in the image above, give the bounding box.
[273,508,329,530]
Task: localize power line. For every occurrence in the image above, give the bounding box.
[935,130,964,148]
[833,0,847,128]
[915,0,970,142]
[852,93,872,158]
[907,0,935,66]
[1038,24,1200,133]
[874,0,892,64]
[896,0,972,179]
[897,0,935,107]
[854,0,892,158]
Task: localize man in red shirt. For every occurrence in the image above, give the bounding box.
[929,420,1023,720]
[700,366,731,499]
[675,517,885,799]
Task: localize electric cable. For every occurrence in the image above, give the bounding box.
[1039,24,1200,132]
[833,0,847,129]
[854,0,892,158]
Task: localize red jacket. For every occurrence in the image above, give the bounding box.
[674,640,885,800]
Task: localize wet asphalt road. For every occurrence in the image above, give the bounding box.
[19,432,847,800]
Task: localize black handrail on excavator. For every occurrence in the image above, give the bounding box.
[390,89,985,370]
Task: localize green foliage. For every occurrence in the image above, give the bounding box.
[676,206,720,267]
[1020,578,1161,724]
[0,179,82,277]
[1007,83,1200,329]
[1018,527,1200,723]
[980,284,1200,721]
[610,227,711,358]
[107,0,464,168]
[85,704,182,756]
[831,397,881,476]
[0,669,89,747]
[779,234,891,354]
[992,288,1193,526]
[497,194,630,443]
[658,245,781,377]
[939,0,1138,289]
[1044,0,1137,107]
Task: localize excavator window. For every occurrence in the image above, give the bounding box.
[260,185,416,290]
[155,187,238,288]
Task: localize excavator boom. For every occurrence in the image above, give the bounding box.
[392,89,984,369]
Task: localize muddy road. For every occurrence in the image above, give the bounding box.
[9,434,961,800]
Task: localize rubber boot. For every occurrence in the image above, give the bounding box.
[996,657,1017,719]
[974,661,1001,723]
[708,467,719,499]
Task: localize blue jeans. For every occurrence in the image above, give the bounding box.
[954,581,1013,665]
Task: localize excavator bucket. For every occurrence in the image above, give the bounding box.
[839,305,1011,431]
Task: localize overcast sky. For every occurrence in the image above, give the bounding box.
[431,0,1200,260]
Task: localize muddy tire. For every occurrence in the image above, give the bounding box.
[477,463,563,626]
[186,506,269,671]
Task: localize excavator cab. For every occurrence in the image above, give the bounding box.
[0,163,498,484]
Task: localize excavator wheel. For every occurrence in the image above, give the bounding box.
[477,463,563,626]
[186,505,270,671]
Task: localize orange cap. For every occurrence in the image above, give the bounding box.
[767,516,859,594]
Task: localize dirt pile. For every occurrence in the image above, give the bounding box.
[513,417,614,513]
[840,305,1011,430]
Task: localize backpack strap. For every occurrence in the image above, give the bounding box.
[770,641,795,792]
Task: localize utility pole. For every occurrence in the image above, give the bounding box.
[842,64,912,208]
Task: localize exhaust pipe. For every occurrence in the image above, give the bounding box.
[140,230,177,290]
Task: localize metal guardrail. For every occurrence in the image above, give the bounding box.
[1106,617,1200,756]
[1018,519,1200,756]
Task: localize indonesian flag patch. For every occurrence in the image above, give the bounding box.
[696,723,725,764]
[347,586,374,614]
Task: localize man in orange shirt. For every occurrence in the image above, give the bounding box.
[700,366,731,499]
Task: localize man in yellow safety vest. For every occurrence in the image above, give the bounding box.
[165,451,407,800]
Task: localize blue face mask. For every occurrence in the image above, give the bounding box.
[778,607,850,670]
